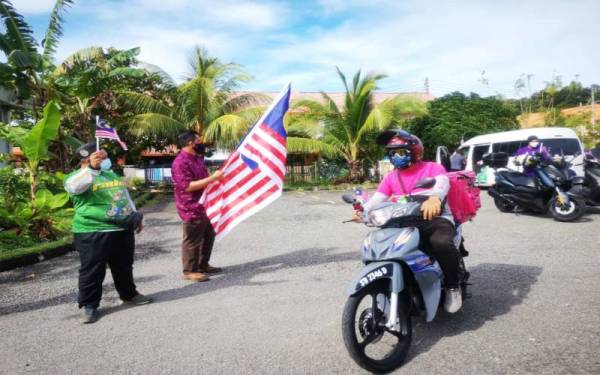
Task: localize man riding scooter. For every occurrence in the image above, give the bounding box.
[353,130,463,313]
[514,135,553,176]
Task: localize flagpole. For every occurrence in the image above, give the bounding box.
[95,115,100,152]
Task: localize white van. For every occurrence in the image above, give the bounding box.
[436,127,585,187]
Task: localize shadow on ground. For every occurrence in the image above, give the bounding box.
[97,247,357,318]
[0,247,357,317]
[405,262,542,363]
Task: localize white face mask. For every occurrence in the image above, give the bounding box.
[529,142,539,148]
[100,158,112,171]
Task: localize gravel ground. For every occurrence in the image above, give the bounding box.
[1,192,599,375]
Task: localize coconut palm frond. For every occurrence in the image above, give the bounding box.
[128,113,185,141]
[205,114,250,149]
[118,92,173,116]
[287,137,341,158]
[222,93,269,114]
[42,0,73,60]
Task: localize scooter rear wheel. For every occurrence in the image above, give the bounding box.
[494,198,514,213]
[341,280,412,373]
[549,196,585,222]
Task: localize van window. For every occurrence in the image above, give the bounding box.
[540,138,581,156]
[492,141,522,155]
[472,144,490,172]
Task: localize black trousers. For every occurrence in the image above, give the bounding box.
[414,218,460,288]
[74,230,138,308]
[181,220,215,273]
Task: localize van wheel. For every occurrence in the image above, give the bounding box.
[494,198,514,213]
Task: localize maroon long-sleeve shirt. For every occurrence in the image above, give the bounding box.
[171,150,209,222]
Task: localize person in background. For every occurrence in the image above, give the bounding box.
[64,143,152,324]
[171,131,224,282]
[450,148,466,171]
[354,130,463,313]
[514,135,552,176]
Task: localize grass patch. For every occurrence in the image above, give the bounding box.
[0,235,72,262]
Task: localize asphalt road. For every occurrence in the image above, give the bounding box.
[1,192,599,375]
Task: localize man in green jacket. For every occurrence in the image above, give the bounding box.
[64,143,152,324]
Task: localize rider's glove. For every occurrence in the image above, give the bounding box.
[421,196,442,221]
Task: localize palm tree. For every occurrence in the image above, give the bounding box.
[120,46,268,149]
[291,68,427,180]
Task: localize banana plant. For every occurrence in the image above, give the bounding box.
[2,100,62,205]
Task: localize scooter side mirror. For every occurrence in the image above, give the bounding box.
[342,194,355,204]
[414,177,436,190]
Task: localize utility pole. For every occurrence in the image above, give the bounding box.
[424,77,430,96]
[591,86,596,127]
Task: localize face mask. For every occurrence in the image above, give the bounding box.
[193,143,206,155]
[390,151,411,169]
[100,158,112,171]
[529,142,539,148]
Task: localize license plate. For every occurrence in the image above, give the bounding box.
[358,265,392,288]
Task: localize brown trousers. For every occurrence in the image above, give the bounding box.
[181,219,215,273]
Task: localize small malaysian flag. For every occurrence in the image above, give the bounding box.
[95,117,128,150]
[200,84,291,241]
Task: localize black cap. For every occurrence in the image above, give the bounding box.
[527,135,539,142]
[75,143,97,159]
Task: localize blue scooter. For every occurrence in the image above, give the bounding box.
[341,179,469,373]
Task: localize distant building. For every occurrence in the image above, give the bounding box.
[0,87,19,166]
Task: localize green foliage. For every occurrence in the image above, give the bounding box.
[0,166,72,240]
[121,46,265,149]
[406,92,519,158]
[21,101,61,169]
[518,80,598,113]
[291,68,427,180]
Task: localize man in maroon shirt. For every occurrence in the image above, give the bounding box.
[171,131,223,282]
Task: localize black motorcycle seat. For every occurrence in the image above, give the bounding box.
[498,171,536,187]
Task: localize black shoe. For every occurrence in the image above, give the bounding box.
[120,293,153,306]
[80,305,98,324]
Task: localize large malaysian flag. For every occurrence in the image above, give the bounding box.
[95,117,128,150]
[200,84,291,240]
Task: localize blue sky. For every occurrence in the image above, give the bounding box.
[11,0,600,98]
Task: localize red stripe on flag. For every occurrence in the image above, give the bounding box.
[244,144,285,179]
[259,124,286,145]
[207,175,270,221]
[208,177,271,220]
[250,133,286,162]
[216,184,279,233]
[204,167,262,209]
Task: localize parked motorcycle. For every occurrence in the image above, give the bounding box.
[341,179,469,373]
[485,152,586,222]
[568,147,600,208]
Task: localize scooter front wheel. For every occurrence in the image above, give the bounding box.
[549,196,585,222]
[341,280,412,373]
